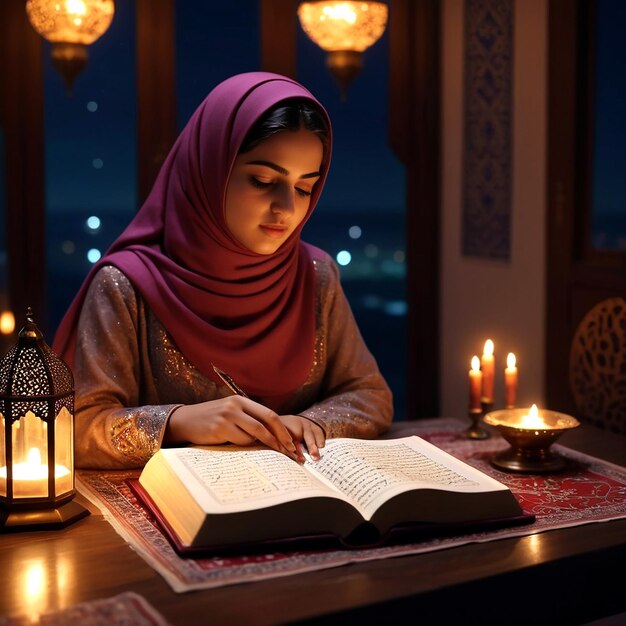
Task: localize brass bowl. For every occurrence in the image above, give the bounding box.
[483,408,580,473]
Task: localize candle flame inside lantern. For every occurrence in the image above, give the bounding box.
[471,355,480,372]
[507,352,516,369]
[0,447,70,480]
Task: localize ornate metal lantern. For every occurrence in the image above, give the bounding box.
[0,309,88,529]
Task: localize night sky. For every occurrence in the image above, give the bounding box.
[592,0,626,247]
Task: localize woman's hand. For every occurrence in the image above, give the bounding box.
[164,397,299,461]
[279,415,325,461]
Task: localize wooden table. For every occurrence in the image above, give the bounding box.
[1,421,625,625]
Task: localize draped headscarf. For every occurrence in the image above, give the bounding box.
[53,72,332,403]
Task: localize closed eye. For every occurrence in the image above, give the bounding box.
[250,176,312,198]
[249,176,272,189]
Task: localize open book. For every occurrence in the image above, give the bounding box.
[131,436,531,554]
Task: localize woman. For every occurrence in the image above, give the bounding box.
[53,72,392,469]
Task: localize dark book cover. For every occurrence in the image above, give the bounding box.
[127,478,535,558]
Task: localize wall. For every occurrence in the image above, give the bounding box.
[440,0,548,417]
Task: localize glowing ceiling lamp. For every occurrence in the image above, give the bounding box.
[26,0,115,94]
[297,1,388,101]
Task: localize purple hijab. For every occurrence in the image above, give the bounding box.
[53,72,332,405]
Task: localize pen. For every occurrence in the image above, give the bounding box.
[212,364,305,463]
[212,364,249,398]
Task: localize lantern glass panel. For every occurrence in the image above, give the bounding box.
[11,411,49,498]
[55,406,73,496]
[0,412,5,497]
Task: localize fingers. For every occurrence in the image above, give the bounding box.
[172,398,303,462]
[275,415,326,462]
[294,441,307,464]
[232,398,299,460]
[234,413,297,460]
[303,429,319,460]
[313,424,325,449]
[262,409,298,455]
[225,427,257,447]
[302,421,325,461]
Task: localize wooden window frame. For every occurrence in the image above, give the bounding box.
[0,2,45,329]
[546,0,626,413]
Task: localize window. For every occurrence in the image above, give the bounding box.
[591,0,626,251]
[45,1,137,332]
[297,25,407,418]
[175,0,260,127]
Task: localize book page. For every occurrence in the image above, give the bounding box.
[163,446,353,515]
[306,437,509,519]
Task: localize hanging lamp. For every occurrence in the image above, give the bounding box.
[26,0,115,94]
[297,1,388,100]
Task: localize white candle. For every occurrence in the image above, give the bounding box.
[469,356,482,411]
[504,352,518,408]
[0,447,70,498]
[481,339,495,403]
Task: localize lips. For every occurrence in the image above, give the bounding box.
[259,224,288,239]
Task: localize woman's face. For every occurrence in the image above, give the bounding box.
[224,128,324,255]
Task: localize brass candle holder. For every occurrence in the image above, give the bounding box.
[463,400,492,440]
[483,407,580,473]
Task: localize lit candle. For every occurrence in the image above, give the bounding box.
[504,352,518,408]
[0,447,70,498]
[0,310,15,357]
[469,355,482,411]
[518,404,550,430]
[0,310,15,335]
[481,339,495,403]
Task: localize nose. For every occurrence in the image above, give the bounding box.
[270,185,295,215]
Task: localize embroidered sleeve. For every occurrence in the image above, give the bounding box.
[298,257,393,439]
[108,405,181,467]
[73,266,176,469]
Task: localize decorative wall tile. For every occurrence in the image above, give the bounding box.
[462,0,514,260]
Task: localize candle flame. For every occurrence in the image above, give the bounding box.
[27,447,42,466]
[0,446,70,480]
[483,339,494,357]
[507,352,516,369]
[0,310,15,335]
[518,404,550,429]
[471,355,480,372]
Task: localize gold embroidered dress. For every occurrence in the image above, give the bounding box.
[54,73,394,469]
[74,259,393,468]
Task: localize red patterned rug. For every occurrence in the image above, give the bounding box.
[77,418,626,592]
[0,592,171,626]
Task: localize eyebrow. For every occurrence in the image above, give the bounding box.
[245,160,321,179]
